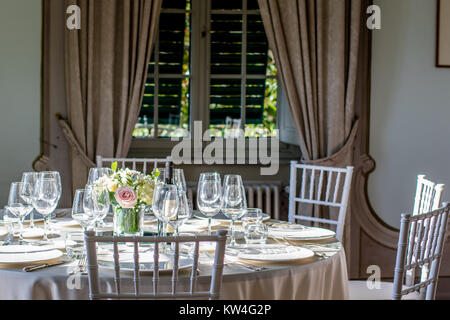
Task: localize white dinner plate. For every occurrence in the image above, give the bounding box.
[52,219,81,229]
[269,225,336,241]
[3,215,45,225]
[194,211,271,224]
[179,219,221,232]
[98,252,193,275]
[229,244,314,263]
[0,246,63,265]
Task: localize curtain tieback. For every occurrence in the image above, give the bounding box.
[55,114,96,168]
[302,119,359,167]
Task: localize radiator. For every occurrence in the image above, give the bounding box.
[187,182,281,220]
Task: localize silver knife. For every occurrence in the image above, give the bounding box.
[23,260,67,272]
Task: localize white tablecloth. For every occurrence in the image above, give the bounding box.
[0,211,349,300]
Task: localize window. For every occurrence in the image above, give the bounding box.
[133,0,277,140]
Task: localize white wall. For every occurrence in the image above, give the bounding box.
[0,0,41,206]
[369,0,450,228]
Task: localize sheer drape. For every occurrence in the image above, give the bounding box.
[63,0,162,191]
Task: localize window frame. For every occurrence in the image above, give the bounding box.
[129,0,300,161]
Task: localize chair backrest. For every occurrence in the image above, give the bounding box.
[84,230,228,300]
[96,156,171,175]
[393,203,450,300]
[288,161,354,242]
[413,175,445,216]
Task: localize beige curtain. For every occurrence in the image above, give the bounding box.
[258,0,363,251]
[64,0,162,191]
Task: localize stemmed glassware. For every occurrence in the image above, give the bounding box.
[152,184,179,236]
[20,172,40,229]
[32,176,59,243]
[173,169,187,192]
[72,189,100,231]
[168,190,192,236]
[197,173,222,235]
[6,182,33,243]
[38,172,62,235]
[87,167,113,185]
[222,174,247,247]
[87,168,113,228]
[84,184,110,231]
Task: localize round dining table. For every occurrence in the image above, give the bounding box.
[0,209,349,300]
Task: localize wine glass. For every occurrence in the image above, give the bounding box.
[84,184,110,231]
[6,182,33,243]
[197,173,222,235]
[173,169,187,192]
[222,174,247,247]
[72,189,96,231]
[21,172,39,228]
[152,184,179,236]
[32,177,59,242]
[39,172,62,233]
[87,167,113,185]
[168,190,192,236]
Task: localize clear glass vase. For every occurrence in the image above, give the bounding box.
[113,205,144,236]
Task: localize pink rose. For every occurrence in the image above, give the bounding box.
[114,186,138,208]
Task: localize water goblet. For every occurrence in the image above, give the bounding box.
[168,190,192,236]
[6,182,33,243]
[21,172,40,228]
[197,173,222,235]
[33,177,59,242]
[222,175,247,247]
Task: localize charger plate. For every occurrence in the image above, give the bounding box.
[0,245,63,267]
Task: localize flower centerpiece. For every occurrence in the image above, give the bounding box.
[94,162,159,236]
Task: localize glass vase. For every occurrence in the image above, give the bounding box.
[113,205,144,236]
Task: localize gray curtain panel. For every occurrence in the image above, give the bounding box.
[258,0,364,252]
[258,0,361,164]
[64,0,162,191]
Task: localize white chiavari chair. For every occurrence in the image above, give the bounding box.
[393,204,450,300]
[288,161,354,242]
[349,204,450,300]
[407,175,445,286]
[96,155,171,175]
[84,230,228,300]
[413,175,445,216]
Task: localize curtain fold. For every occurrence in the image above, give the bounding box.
[258,0,364,251]
[64,0,162,191]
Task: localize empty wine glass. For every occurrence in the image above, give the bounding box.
[6,182,33,243]
[72,189,96,230]
[39,172,62,233]
[222,174,247,247]
[33,177,59,242]
[84,184,110,231]
[21,172,39,228]
[168,190,192,236]
[197,173,222,235]
[173,169,187,192]
[87,167,113,185]
[153,184,179,236]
